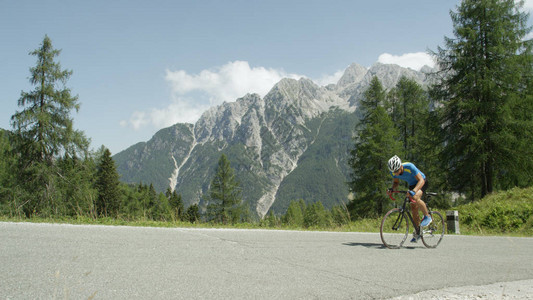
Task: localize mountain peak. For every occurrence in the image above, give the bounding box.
[337,63,367,88]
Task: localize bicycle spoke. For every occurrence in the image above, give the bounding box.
[421,211,445,248]
[380,208,409,249]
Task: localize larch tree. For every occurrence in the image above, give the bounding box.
[432,0,533,200]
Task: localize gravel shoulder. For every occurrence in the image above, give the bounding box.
[390,279,533,299]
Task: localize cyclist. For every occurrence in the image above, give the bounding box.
[386,155,432,243]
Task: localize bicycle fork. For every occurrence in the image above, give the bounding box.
[391,210,405,231]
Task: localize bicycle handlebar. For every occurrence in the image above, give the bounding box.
[387,190,414,202]
[387,190,438,203]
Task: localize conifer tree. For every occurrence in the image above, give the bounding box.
[206,154,244,224]
[348,76,402,218]
[0,130,16,215]
[303,201,330,228]
[186,204,200,223]
[282,200,304,227]
[386,76,429,162]
[166,188,184,221]
[95,148,121,217]
[11,35,89,163]
[433,0,533,199]
[385,77,446,190]
[10,35,90,216]
[147,184,157,219]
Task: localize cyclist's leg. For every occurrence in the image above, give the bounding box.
[409,184,421,232]
[419,180,430,217]
[410,181,429,230]
[410,202,421,231]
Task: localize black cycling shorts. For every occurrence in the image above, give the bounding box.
[409,180,428,194]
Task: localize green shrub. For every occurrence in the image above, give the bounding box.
[456,187,533,235]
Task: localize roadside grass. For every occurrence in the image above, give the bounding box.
[453,186,533,236]
[1,187,532,237]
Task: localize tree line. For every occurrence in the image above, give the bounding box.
[2,0,533,224]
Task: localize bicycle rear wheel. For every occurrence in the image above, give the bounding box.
[421,211,444,248]
[380,208,409,249]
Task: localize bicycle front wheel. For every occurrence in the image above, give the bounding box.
[421,211,444,248]
[380,208,409,249]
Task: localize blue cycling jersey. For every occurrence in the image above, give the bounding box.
[390,162,426,186]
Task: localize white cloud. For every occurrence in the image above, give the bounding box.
[120,97,213,130]
[120,111,148,130]
[121,61,303,130]
[314,69,345,86]
[165,60,303,103]
[377,52,435,71]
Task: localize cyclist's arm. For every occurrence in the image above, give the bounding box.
[412,173,425,194]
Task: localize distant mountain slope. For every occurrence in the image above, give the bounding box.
[114,63,431,217]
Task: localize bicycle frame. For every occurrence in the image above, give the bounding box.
[387,190,419,231]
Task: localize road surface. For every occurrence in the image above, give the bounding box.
[1,222,532,299]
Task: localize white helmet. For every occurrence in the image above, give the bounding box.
[388,155,402,173]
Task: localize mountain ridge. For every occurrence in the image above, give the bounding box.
[114,63,432,217]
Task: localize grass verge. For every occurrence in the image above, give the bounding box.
[1,187,532,237]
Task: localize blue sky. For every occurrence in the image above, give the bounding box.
[1,0,531,154]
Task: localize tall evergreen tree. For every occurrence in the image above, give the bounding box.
[206,154,244,224]
[385,77,446,191]
[303,201,330,228]
[11,35,89,163]
[95,148,121,217]
[147,184,157,219]
[0,130,17,215]
[348,76,402,218]
[282,200,305,227]
[186,204,200,223]
[386,76,429,162]
[166,188,184,221]
[432,0,533,200]
[10,35,90,216]
[56,155,98,216]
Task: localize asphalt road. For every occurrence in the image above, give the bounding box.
[1,222,532,299]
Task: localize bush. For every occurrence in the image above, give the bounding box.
[457,187,533,234]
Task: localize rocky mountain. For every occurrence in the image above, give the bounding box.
[113,63,432,218]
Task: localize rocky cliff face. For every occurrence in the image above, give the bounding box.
[114,63,432,217]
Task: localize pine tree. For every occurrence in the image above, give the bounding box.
[386,76,429,162]
[282,200,304,227]
[0,130,17,215]
[153,192,172,221]
[11,35,89,163]
[10,35,90,216]
[95,148,121,217]
[121,184,142,219]
[348,76,402,218]
[206,154,244,224]
[303,201,330,228]
[432,0,533,200]
[385,77,446,190]
[56,155,98,216]
[166,188,184,221]
[147,184,157,219]
[186,204,200,223]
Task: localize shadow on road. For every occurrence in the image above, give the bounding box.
[343,242,418,250]
[343,242,386,249]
